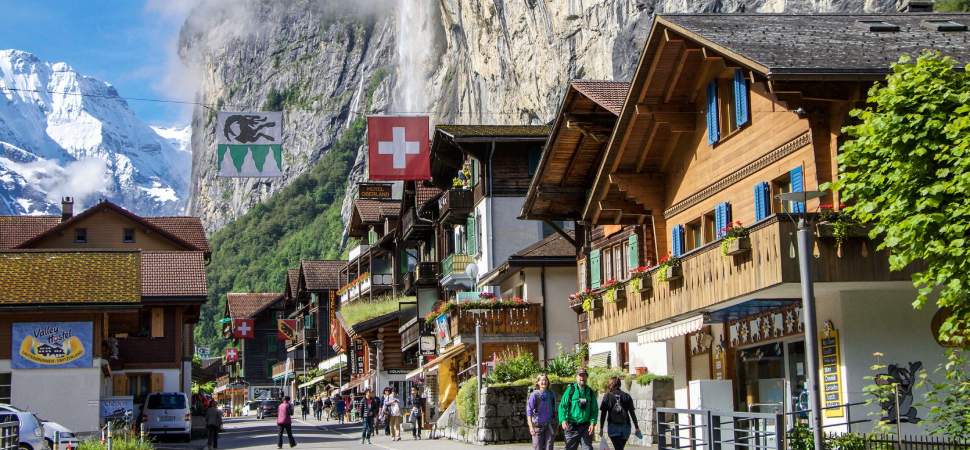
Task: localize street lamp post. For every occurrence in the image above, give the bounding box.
[467,309,487,410]
[779,191,826,450]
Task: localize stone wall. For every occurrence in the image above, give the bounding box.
[476,385,532,444]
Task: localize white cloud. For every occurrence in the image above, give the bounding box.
[2,155,110,209]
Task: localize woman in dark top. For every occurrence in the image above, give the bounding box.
[407,386,426,440]
[598,376,642,450]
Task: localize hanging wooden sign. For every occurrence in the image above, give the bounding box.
[819,321,845,418]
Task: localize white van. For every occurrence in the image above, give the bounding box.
[141,392,191,442]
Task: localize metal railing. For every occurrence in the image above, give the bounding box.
[441,253,474,277]
[658,407,786,450]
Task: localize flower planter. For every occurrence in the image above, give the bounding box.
[815,222,868,239]
[614,287,628,305]
[628,275,652,297]
[663,266,682,282]
[724,236,751,256]
[568,297,585,313]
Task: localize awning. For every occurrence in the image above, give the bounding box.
[340,374,371,393]
[420,343,468,372]
[318,353,347,372]
[637,315,706,344]
[298,375,329,389]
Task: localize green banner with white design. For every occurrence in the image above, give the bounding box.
[216,111,283,177]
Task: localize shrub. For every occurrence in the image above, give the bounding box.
[635,373,672,385]
[79,435,154,450]
[457,378,478,425]
[545,344,583,378]
[587,367,626,393]
[488,349,541,384]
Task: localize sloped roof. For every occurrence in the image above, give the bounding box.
[141,251,207,298]
[571,80,630,115]
[143,217,211,253]
[660,14,970,76]
[286,268,300,297]
[226,293,283,319]
[354,199,400,223]
[415,185,442,208]
[301,260,345,291]
[0,250,141,304]
[0,216,60,249]
[512,231,576,259]
[435,124,552,138]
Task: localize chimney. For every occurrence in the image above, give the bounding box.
[61,197,74,222]
[897,0,934,12]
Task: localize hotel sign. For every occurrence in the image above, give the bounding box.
[12,322,93,369]
[358,183,393,200]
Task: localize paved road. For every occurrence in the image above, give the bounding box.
[173,416,534,450]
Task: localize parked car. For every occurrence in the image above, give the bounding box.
[243,401,260,417]
[256,400,280,420]
[141,392,191,442]
[40,421,77,449]
[0,404,46,450]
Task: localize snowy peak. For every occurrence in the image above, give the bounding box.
[0,49,190,216]
[152,125,192,153]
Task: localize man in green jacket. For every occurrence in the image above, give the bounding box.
[558,368,597,450]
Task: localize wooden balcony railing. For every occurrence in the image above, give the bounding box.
[401,208,433,242]
[438,189,473,224]
[585,215,914,342]
[448,303,543,338]
[441,254,474,278]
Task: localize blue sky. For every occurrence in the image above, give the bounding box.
[0,1,192,126]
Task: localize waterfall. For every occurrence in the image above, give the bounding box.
[394,0,433,114]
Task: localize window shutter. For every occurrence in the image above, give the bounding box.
[112,374,128,396]
[466,216,477,255]
[528,148,541,177]
[761,182,771,218]
[790,166,805,213]
[590,249,601,289]
[754,183,765,221]
[706,80,720,145]
[627,233,639,270]
[715,203,724,238]
[672,226,685,257]
[399,249,409,274]
[150,373,164,393]
[151,308,165,338]
[724,202,733,231]
[470,159,478,187]
[734,69,750,128]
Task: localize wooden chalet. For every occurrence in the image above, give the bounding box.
[522,13,970,429]
[0,198,209,432]
[221,293,285,405]
[290,260,343,394]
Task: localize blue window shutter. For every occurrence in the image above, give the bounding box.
[761,182,771,218]
[734,69,750,128]
[721,202,732,237]
[671,225,685,257]
[790,166,805,213]
[706,80,720,145]
[754,183,765,221]
[714,204,724,239]
[590,249,601,289]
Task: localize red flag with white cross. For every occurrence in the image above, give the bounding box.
[367,115,430,180]
[232,318,254,339]
[225,347,239,363]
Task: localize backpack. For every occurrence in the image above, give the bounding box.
[607,393,628,425]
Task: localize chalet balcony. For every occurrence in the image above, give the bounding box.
[584,215,915,342]
[403,261,438,294]
[338,272,394,303]
[272,357,306,380]
[109,335,177,370]
[398,301,422,352]
[437,188,474,224]
[440,253,474,289]
[445,303,543,345]
[348,244,370,262]
[401,208,433,242]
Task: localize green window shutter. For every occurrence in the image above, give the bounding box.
[267,334,277,352]
[466,215,477,255]
[590,249,601,289]
[470,159,478,187]
[627,234,639,269]
[399,249,409,274]
[367,227,378,245]
[527,148,541,177]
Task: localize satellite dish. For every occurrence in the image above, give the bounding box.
[465,263,479,280]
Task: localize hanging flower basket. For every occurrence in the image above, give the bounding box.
[582,295,603,313]
[663,265,682,282]
[569,289,592,313]
[722,236,751,256]
[628,267,653,297]
[656,254,682,282]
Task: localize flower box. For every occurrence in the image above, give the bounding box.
[724,236,751,256]
[568,296,585,313]
[815,222,868,239]
[663,266,682,282]
[627,275,652,298]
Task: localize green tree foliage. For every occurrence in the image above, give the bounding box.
[457,378,478,425]
[487,349,542,384]
[920,349,970,439]
[935,0,970,12]
[836,52,970,344]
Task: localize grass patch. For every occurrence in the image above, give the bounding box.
[339,295,414,327]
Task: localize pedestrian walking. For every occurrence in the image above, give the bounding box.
[314,397,323,421]
[527,373,558,450]
[277,396,297,449]
[407,386,425,440]
[334,395,346,424]
[323,396,333,421]
[205,402,223,450]
[359,389,382,444]
[598,376,642,450]
[384,388,403,441]
[300,397,309,421]
[380,387,392,436]
[558,368,598,450]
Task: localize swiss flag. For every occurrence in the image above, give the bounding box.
[232,318,254,339]
[225,348,239,363]
[367,115,430,180]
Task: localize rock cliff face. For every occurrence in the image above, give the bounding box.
[184,0,892,232]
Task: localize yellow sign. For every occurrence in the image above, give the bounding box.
[819,321,844,418]
[19,335,86,366]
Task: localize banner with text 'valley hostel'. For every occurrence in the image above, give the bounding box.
[217,111,283,177]
[367,115,430,180]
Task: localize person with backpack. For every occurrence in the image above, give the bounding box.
[313,396,323,421]
[334,395,346,424]
[598,376,642,450]
[527,373,558,450]
[359,389,383,444]
[277,396,297,449]
[407,386,426,440]
[558,368,598,450]
[384,388,403,441]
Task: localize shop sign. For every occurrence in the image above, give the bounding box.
[727,304,802,348]
[386,369,411,375]
[100,397,133,421]
[819,321,844,418]
[435,315,450,348]
[358,182,393,200]
[419,335,436,356]
[12,322,93,369]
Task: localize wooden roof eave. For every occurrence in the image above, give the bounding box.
[521,85,578,221]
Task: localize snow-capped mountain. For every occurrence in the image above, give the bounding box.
[0,49,190,216]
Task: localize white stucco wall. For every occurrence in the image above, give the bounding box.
[475,197,543,282]
[497,266,580,360]
[629,342,669,375]
[2,359,103,433]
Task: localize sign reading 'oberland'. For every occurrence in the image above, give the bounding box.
[217,111,283,177]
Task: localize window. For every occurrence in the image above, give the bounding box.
[602,247,613,283]
[577,258,587,291]
[772,167,805,213]
[0,373,10,403]
[74,228,87,243]
[614,244,626,281]
[686,219,703,252]
[128,374,150,404]
[123,228,135,243]
[703,211,717,243]
[706,69,751,145]
[527,147,541,177]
